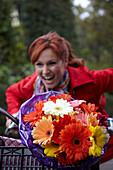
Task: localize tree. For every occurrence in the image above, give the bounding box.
[15,0,78,50]
[0,0,27,66]
[0,0,14,63]
[76,0,113,68]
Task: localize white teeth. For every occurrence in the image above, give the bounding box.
[44,76,53,80]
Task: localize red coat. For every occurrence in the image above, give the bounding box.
[6,65,113,162]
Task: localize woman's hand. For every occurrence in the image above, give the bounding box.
[5,113,18,135]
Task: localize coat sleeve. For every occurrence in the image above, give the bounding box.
[91,68,113,94]
[5,72,37,115]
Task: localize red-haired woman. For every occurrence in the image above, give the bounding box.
[6,32,113,164]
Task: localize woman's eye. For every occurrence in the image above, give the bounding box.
[36,63,43,66]
[49,62,56,65]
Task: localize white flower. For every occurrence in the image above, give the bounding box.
[42,98,73,117]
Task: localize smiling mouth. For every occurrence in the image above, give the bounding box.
[43,75,55,80]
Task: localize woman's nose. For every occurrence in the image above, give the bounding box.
[42,65,49,74]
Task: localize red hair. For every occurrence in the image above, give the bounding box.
[29,32,84,67]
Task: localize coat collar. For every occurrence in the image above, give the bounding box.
[67,65,94,90]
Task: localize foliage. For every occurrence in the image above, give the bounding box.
[0,0,13,63]
[0,63,34,86]
[0,0,27,66]
[75,0,113,69]
[15,0,78,48]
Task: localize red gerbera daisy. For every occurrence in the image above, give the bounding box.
[49,96,57,103]
[59,122,92,163]
[56,152,74,166]
[52,115,76,144]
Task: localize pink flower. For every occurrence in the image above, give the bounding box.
[74,112,88,125]
[70,100,86,109]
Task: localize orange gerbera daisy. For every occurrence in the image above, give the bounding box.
[23,101,44,127]
[32,115,54,145]
[81,103,99,114]
[59,122,92,163]
[57,93,71,102]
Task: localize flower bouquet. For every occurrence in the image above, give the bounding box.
[18,91,109,169]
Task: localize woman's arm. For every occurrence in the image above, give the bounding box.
[91,68,113,94]
[6,72,37,115]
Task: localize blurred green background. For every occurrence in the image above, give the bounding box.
[0,0,113,137]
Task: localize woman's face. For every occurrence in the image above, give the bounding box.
[35,48,68,89]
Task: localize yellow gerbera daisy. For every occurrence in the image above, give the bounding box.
[41,142,61,157]
[32,115,54,145]
[89,125,105,157]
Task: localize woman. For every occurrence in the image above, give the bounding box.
[6,32,113,163]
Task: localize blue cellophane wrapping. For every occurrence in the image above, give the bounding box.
[18,91,107,169]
